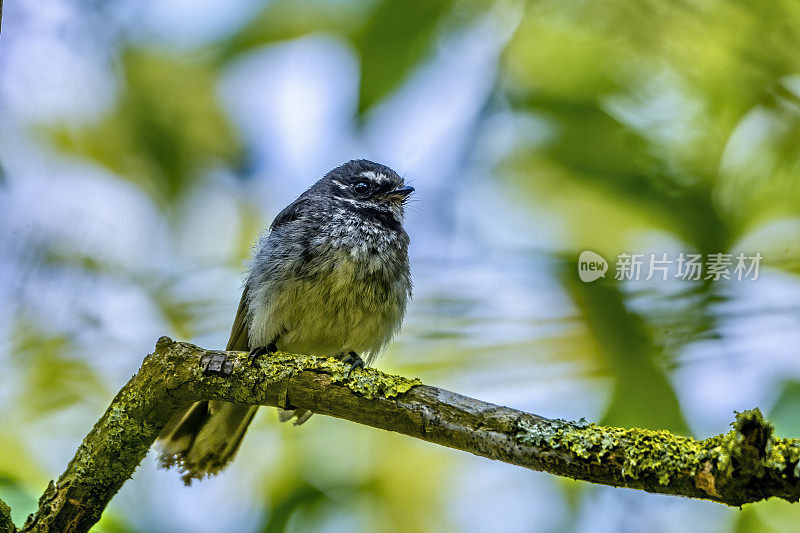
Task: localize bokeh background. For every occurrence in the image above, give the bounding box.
[3,0,800,531]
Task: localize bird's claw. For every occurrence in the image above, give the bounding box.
[342,351,366,378]
[248,342,277,365]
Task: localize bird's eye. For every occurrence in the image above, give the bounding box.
[353,180,371,194]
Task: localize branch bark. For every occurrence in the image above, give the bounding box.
[1,497,14,533]
[10,337,800,532]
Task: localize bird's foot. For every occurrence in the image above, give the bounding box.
[342,351,365,378]
[247,342,277,365]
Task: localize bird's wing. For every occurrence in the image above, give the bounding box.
[226,284,251,351]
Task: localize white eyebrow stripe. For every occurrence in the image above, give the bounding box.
[359,171,390,183]
[331,179,348,189]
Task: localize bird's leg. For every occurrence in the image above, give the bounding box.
[247,340,278,365]
[341,351,366,378]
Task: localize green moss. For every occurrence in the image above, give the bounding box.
[153,338,421,401]
[708,409,800,483]
[0,497,14,533]
[253,352,421,399]
[68,400,157,488]
[516,408,800,493]
[516,417,706,485]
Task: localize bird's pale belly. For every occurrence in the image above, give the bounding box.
[247,254,405,363]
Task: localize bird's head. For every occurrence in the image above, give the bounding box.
[321,160,413,216]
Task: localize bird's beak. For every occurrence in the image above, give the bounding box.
[388,186,414,200]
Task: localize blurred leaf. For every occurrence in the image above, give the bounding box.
[92,513,138,533]
[748,498,800,533]
[222,0,455,113]
[716,99,800,226]
[11,319,107,415]
[734,504,781,533]
[36,244,214,339]
[366,436,448,533]
[503,12,619,103]
[254,418,449,533]
[260,482,326,533]
[506,97,732,254]
[47,48,243,206]
[559,259,689,434]
[134,275,213,340]
[502,0,800,253]
[768,379,800,439]
[556,478,585,532]
[354,0,452,112]
[217,0,366,63]
[0,476,38,529]
[635,283,723,367]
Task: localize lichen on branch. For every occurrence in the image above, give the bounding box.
[1,497,15,533]
[514,409,800,505]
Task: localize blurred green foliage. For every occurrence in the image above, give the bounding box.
[503,0,800,251]
[48,49,243,205]
[561,267,688,434]
[11,319,107,415]
[217,0,458,112]
[768,380,800,439]
[353,0,452,112]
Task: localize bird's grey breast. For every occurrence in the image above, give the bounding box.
[246,203,410,362]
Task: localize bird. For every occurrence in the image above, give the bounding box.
[156,159,414,483]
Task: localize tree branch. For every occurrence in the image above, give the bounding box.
[10,337,800,532]
[1,496,15,533]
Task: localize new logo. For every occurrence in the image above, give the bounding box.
[578,251,608,282]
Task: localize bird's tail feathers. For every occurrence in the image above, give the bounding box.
[157,401,258,484]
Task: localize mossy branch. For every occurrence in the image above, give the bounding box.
[10,337,800,532]
[1,497,15,533]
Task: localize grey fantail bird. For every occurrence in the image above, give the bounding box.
[156,159,414,483]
